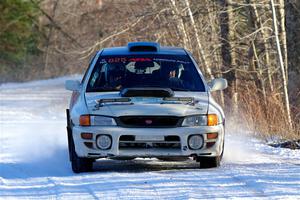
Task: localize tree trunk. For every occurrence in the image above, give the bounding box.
[219,0,238,113]
[251,2,274,92]
[252,42,267,106]
[270,0,293,129]
[169,0,191,50]
[44,0,60,73]
[278,0,289,81]
[247,0,268,106]
[184,0,213,79]
[205,0,225,107]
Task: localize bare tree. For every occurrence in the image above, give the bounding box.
[278,0,288,80]
[270,0,293,129]
[169,0,190,50]
[184,0,213,79]
[250,1,274,92]
[219,0,238,113]
[44,0,60,73]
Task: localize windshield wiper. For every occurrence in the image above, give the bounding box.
[86,88,120,92]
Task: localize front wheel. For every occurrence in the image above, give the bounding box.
[68,129,94,173]
[71,153,94,173]
[197,156,221,168]
[197,139,224,168]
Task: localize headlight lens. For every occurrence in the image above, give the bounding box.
[182,115,207,126]
[182,114,219,126]
[79,115,116,126]
[92,116,117,126]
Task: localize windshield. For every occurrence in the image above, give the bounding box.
[86,54,205,92]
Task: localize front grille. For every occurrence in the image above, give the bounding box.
[119,135,181,150]
[117,116,182,128]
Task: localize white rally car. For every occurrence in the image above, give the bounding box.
[65,42,227,173]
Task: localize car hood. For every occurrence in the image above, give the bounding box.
[85,91,209,117]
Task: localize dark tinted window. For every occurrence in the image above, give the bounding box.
[86,54,205,92]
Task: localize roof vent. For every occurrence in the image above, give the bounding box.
[127,42,160,52]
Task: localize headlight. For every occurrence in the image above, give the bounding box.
[182,115,207,126]
[182,114,218,126]
[92,116,116,126]
[79,115,117,126]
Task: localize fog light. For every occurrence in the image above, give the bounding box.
[188,135,204,150]
[96,135,112,150]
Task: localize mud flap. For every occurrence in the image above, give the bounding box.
[66,109,73,161]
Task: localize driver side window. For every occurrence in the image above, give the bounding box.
[81,53,97,84]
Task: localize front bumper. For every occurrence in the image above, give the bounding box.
[72,125,224,158]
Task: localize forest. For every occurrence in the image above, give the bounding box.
[0,0,299,140]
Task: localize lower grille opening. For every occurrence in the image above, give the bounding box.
[165,135,180,141]
[119,135,181,149]
[119,135,135,141]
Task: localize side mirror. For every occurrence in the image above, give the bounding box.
[65,80,81,91]
[208,78,227,92]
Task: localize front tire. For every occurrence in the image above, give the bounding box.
[71,151,94,173]
[197,139,224,168]
[67,109,94,173]
[69,136,94,173]
[197,156,221,168]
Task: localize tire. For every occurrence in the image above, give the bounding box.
[69,136,94,173]
[197,139,224,169]
[67,113,94,173]
[71,152,94,173]
[197,156,221,168]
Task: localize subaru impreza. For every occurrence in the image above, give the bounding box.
[65,42,227,173]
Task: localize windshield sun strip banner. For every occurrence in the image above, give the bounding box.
[98,57,191,64]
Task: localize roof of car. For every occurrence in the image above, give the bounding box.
[100,42,187,56]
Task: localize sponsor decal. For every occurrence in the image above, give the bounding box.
[106,57,152,63]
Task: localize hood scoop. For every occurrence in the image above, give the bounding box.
[120,88,174,97]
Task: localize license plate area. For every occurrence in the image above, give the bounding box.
[135,135,164,141]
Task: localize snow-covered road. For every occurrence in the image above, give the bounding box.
[0,77,299,199]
